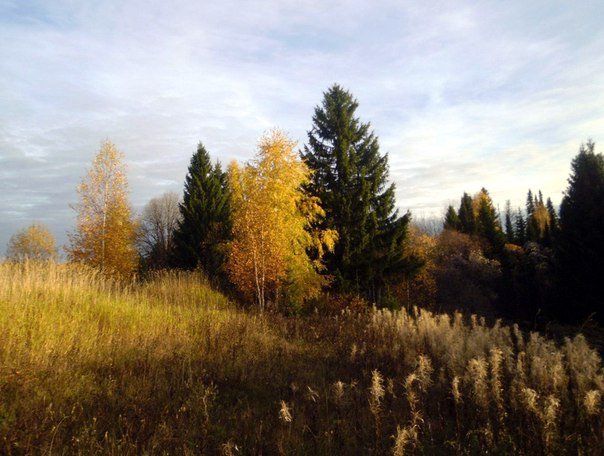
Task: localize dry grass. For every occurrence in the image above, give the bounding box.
[1,261,603,454]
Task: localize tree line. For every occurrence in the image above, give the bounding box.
[6,85,411,313]
[440,140,604,323]
[5,85,604,323]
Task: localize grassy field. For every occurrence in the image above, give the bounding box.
[1,262,603,455]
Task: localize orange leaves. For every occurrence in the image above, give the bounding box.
[66,140,139,279]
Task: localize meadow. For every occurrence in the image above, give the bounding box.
[1,261,603,455]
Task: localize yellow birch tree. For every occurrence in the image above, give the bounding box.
[66,140,139,278]
[227,130,336,311]
[6,223,58,262]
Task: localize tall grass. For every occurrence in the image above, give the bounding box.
[1,261,603,454]
[0,262,288,454]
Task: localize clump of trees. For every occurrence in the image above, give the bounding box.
[438,140,604,323]
[441,187,557,320]
[10,84,600,322]
[162,85,413,311]
[53,85,411,312]
[444,188,504,255]
[500,189,559,247]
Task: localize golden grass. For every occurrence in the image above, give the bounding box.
[1,261,603,454]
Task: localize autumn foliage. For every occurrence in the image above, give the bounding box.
[66,140,139,279]
[227,130,336,311]
[5,223,57,262]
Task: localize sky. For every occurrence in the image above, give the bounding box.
[1,0,603,253]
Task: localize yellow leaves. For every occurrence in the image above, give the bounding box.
[6,223,57,262]
[532,203,550,237]
[404,225,437,262]
[227,129,336,310]
[66,140,139,279]
[471,189,492,218]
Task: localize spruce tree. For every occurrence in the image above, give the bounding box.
[526,189,540,242]
[444,205,461,230]
[526,190,535,216]
[556,140,604,322]
[302,84,410,301]
[172,143,231,276]
[475,188,505,253]
[546,197,559,240]
[458,193,475,234]
[515,209,527,245]
[504,200,515,244]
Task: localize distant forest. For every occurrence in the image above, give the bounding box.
[7,84,604,326]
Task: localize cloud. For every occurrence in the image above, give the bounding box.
[0,0,603,253]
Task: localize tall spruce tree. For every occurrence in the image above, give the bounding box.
[302,84,410,301]
[504,200,515,243]
[546,197,559,240]
[474,188,505,254]
[515,209,527,245]
[172,143,231,276]
[526,189,540,242]
[458,193,475,234]
[444,205,461,230]
[526,189,535,216]
[556,140,604,322]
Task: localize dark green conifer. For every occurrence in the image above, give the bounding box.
[504,200,515,244]
[172,143,231,276]
[515,210,527,245]
[526,189,535,216]
[458,193,475,234]
[526,189,540,242]
[444,205,461,230]
[302,84,410,300]
[546,198,559,239]
[556,140,604,322]
[475,188,505,253]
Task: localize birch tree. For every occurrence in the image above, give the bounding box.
[66,140,139,278]
[227,130,336,311]
[139,191,180,270]
[6,223,57,262]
